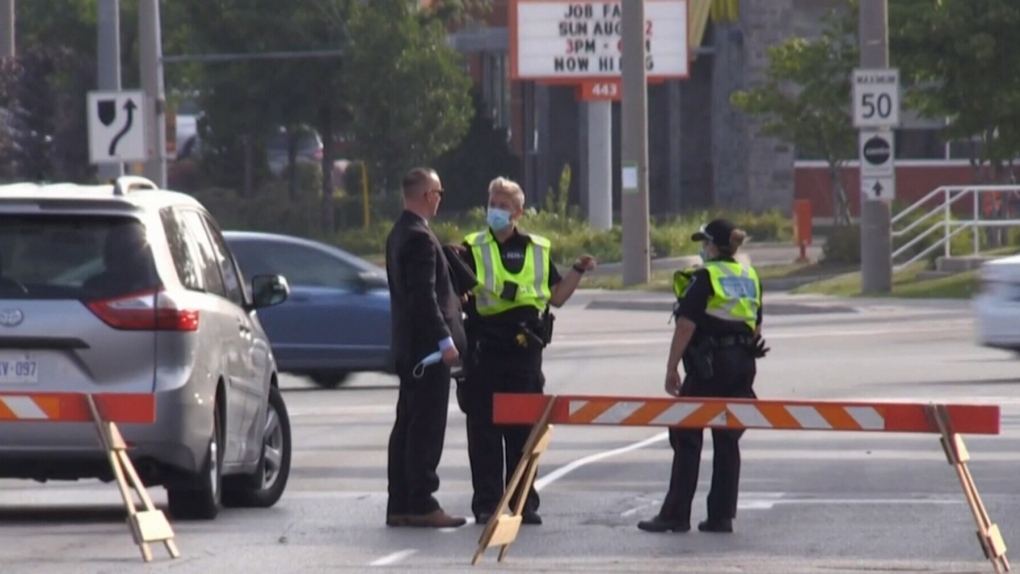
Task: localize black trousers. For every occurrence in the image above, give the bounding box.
[386,358,451,516]
[462,348,545,517]
[659,345,756,524]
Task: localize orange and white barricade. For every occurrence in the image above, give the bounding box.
[472,394,1009,573]
[0,392,179,563]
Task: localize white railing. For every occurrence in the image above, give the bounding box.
[890,185,1020,270]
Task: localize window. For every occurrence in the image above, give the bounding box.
[160,208,204,292]
[179,210,226,298]
[0,214,159,301]
[200,216,246,307]
[229,240,359,289]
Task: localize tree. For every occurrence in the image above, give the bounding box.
[342,0,473,194]
[432,87,520,212]
[730,2,858,226]
[892,0,1020,182]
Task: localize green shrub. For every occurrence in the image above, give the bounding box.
[822,224,862,264]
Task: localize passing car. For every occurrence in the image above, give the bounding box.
[974,255,1020,354]
[0,176,293,520]
[223,231,392,388]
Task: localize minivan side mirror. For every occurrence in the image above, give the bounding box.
[251,274,290,308]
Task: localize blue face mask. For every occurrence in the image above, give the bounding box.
[487,207,512,232]
[413,350,442,379]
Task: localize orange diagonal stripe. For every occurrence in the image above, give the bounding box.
[0,399,15,420]
[816,405,863,430]
[32,396,61,419]
[568,400,614,424]
[757,404,803,429]
[678,402,727,428]
[622,401,674,425]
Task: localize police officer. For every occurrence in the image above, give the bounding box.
[458,176,595,525]
[638,218,768,534]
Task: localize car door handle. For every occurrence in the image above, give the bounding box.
[237,319,251,335]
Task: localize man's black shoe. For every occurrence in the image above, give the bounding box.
[698,519,733,533]
[522,511,542,525]
[637,515,690,533]
[474,513,493,524]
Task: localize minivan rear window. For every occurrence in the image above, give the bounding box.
[0,214,160,301]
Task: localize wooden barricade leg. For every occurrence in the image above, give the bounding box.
[927,404,1010,573]
[471,396,556,566]
[86,395,180,563]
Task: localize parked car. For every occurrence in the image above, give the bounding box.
[223,231,393,388]
[0,176,293,520]
[974,255,1020,354]
[266,126,323,176]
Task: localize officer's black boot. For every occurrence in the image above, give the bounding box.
[637,515,690,533]
[697,518,733,533]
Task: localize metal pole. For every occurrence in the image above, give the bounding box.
[858,0,892,293]
[620,0,651,286]
[138,0,166,187]
[0,0,14,58]
[97,0,123,181]
[587,101,613,230]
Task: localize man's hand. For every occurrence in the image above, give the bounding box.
[574,254,597,272]
[754,335,770,359]
[664,368,682,397]
[442,345,460,366]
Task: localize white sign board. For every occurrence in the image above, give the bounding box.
[87,90,147,164]
[862,176,895,201]
[852,68,900,128]
[859,130,895,202]
[511,0,689,80]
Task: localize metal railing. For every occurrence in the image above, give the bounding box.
[890,185,1020,270]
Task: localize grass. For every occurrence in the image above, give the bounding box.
[791,265,980,299]
[580,262,844,292]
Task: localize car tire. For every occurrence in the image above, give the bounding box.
[166,403,223,521]
[222,385,292,508]
[309,370,351,389]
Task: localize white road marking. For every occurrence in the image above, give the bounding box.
[370,549,417,566]
[534,432,668,491]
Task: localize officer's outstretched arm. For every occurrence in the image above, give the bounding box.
[550,254,597,307]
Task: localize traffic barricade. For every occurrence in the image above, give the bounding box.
[0,392,180,563]
[472,394,1009,573]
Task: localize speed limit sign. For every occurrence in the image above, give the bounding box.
[852,68,900,128]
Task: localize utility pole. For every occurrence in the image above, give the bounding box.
[97,0,123,181]
[620,0,651,286]
[858,0,893,293]
[139,0,167,187]
[0,0,14,58]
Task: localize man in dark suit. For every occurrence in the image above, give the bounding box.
[384,167,469,528]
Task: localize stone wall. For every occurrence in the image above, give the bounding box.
[711,0,796,214]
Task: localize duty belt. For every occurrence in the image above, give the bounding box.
[709,334,756,349]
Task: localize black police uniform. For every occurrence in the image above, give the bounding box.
[640,257,764,534]
[457,228,562,524]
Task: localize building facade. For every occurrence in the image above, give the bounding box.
[447,0,983,220]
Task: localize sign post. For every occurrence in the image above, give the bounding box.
[853,0,898,294]
[509,0,688,249]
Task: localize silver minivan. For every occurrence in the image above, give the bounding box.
[0,177,292,520]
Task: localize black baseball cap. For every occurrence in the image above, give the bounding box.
[691,218,736,247]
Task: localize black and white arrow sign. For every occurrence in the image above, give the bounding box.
[87,90,148,165]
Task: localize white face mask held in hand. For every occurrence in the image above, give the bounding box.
[413,350,443,378]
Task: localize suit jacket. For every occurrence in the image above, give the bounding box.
[386,210,468,364]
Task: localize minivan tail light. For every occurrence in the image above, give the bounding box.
[86,289,200,331]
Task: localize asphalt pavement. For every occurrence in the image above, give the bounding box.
[0,291,1016,574]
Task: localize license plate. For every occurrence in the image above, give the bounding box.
[0,354,38,384]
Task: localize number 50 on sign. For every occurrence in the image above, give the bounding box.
[852,68,900,128]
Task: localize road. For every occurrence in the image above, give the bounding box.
[0,291,1016,573]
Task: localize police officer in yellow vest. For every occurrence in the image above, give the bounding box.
[638,218,769,535]
[457,176,595,525]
